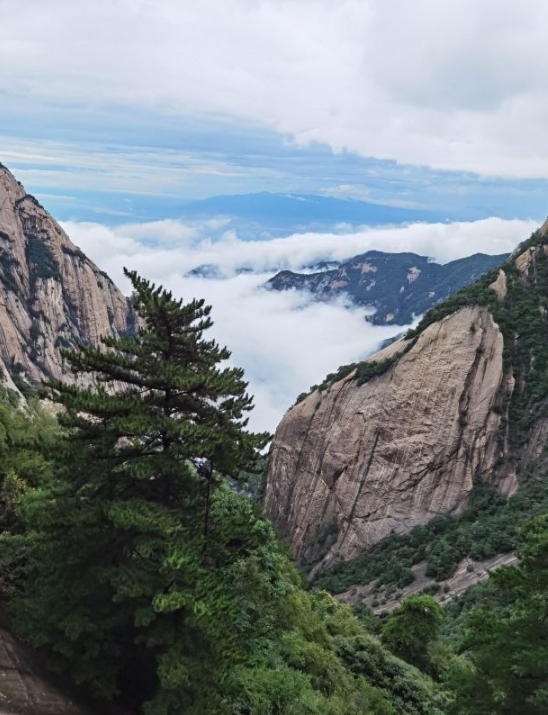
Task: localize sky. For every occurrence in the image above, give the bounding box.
[2,0,548,430]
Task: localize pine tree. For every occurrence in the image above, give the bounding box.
[10,270,271,711]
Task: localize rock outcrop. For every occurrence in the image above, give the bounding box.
[266,250,508,325]
[265,306,511,573]
[0,626,94,714]
[265,223,548,577]
[0,163,133,384]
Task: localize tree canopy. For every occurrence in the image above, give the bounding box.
[10,270,272,712]
[454,514,548,714]
[1,270,448,715]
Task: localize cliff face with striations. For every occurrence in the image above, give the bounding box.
[265,223,548,575]
[0,163,133,384]
[0,627,94,715]
[265,306,510,573]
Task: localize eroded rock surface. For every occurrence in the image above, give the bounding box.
[0,628,93,715]
[0,164,133,384]
[264,306,508,573]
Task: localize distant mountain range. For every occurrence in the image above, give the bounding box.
[45,189,447,231]
[176,192,447,238]
[266,250,509,325]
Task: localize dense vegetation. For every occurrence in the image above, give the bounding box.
[446,516,548,714]
[313,478,548,596]
[0,272,447,715]
[1,252,548,713]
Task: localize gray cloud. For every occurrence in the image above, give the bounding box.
[3,1,548,177]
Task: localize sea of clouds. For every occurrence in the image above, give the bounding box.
[62,217,536,433]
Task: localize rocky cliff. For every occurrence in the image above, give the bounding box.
[264,222,548,575]
[0,163,133,385]
[0,626,94,715]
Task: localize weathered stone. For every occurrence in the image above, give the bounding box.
[0,627,93,714]
[489,269,507,301]
[264,306,509,574]
[0,165,132,384]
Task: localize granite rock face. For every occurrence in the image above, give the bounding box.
[0,627,93,715]
[264,306,510,573]
[0,164,133,384]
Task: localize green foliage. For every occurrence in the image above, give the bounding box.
[440,577,512,646]
[0,393,57,531]
[335,629,447,715]
[9,271,270,712]
[381,595,443,674]
[242,456,269,504]
[318,363,358,391]
[296,363,358,401]
[0,392,58,598]
[3,271,447,715]
[313,480,548,594]
[294,353,401,404]
[355,356,398,386]
[453,515,548,714]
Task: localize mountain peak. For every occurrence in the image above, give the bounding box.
[0,160,133,385]
[266,249,509,325]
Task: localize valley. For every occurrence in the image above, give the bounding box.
[0,160,546,714]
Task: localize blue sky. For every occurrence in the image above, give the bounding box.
[3,0,548,429]
[2,108,548,227]
[2,0,548,230]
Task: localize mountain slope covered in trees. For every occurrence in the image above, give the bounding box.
[0,260,546,714]
[0,273,448,715]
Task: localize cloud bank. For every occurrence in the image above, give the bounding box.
[62,217,535,432]
[4,0,548,178]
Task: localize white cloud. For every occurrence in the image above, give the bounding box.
[64,216,536,278]
[164,273,398,434]
[62,216,535,432]
[3,1,548,178]
[0,137,254,197]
